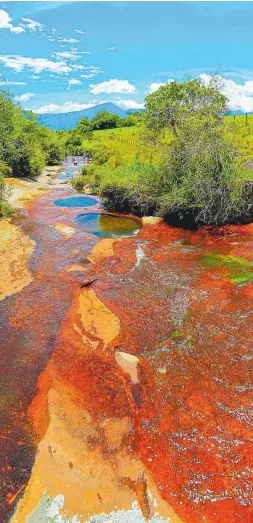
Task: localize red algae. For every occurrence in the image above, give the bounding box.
[1,185,252,522]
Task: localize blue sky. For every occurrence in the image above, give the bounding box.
[2,1,253,114]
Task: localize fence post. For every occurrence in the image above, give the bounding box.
[246,113,248,126]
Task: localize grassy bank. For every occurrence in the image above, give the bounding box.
[72,117,253,220]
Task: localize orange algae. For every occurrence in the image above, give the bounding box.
[1,186,252,522]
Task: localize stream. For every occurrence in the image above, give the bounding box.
[0,160,252,522]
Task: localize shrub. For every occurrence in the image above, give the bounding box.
[92,144,110,165]
[0,172,12,217]
[71,175,86,192]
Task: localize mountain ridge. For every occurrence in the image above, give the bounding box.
[37,102,138,130]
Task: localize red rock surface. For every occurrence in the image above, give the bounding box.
[0,188,252,522]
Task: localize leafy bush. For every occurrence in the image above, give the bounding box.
[142,79,252,224]
[0,90,64,178]
[0,172,12,217]
[71,175,86,192]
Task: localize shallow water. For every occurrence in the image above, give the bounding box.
[75,212,140,238]
[58,155,87,181]
[54,195,98,207]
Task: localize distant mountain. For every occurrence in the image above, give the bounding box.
[228,110,253,116]
[38,102,129,130]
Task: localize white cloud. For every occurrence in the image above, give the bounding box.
[148,79,174,93]
[53,50,90,61]
[106,47,117,51]
[15,92,35,103]
[81,74,97,80]
[0,54,76,74]
[116,99,145,110]
[74,29,86,35]
[67,78,81,90]
[21,17,44,32]
[0,9,24,34]
[0,81,27,85]
[57,37,80,44]
[10,26,24,34]
[34,101,96,114]
[90,79,136,94]
[80,66,103,80]
[200,73,253,113]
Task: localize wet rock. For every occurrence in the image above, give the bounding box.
[115,350,139,384]
[80,278,97,288]
[55,223,75,239]
[142,216,162,225]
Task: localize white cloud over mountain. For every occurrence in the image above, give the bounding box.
[116,100,144,109]
[33,101,96,114]
[90,79,136,94]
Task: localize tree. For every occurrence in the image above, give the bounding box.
[143,79,249,224]
[76,117,92,134]
[144,79,228,136]
[123,111,144,127]
[90,111,121,130]
[0,90,64,178]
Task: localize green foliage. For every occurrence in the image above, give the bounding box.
[71,166,95,192]
[76,117,92,133]
[155,117,249,224]
[0,90,63,179]
[119,111,144,127]
[71,175,87,192]
[142,79,251,224]
[144,79,227,136]
[0,173,12,217]
[90,144,110,165]
[90,111,121,130]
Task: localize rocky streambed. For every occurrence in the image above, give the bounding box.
[0,167,252,523]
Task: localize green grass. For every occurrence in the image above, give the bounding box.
[93,126,140,138]
[81,126,141,167]
[224,115,253,177]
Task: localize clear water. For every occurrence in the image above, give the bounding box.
[54,196,98,208]
[75,212,140,238]
[58,155,88,180]
[58,167,79,181]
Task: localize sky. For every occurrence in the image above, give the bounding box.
[2,1,253,114]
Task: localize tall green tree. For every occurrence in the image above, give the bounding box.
[144,79,227,136]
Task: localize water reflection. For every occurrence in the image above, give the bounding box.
[54,196,98,208]
[76,212,140,238]
[59,155,86,181]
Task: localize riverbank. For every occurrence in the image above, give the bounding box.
[0,169,252,523]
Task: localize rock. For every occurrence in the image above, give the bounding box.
[115,350,139,384]
[55,223,75,239]
[142,216,162,225]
